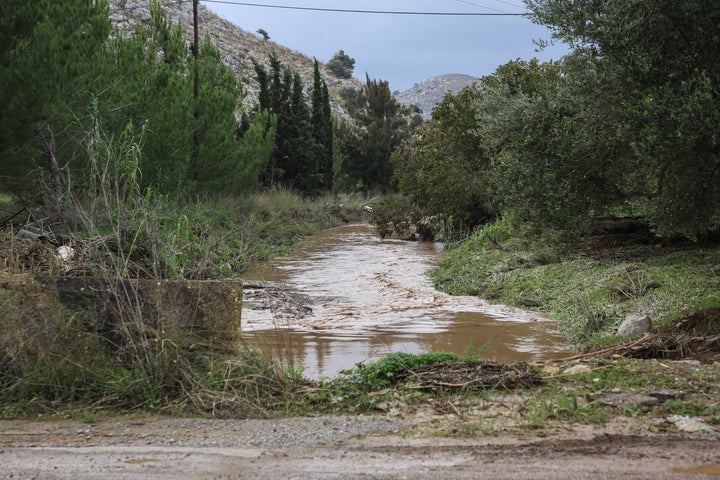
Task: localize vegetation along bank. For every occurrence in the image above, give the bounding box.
[0,0,718,421]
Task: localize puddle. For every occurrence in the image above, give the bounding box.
[124,457,185,464]
[241,223,571,378]
[674,465,720,475]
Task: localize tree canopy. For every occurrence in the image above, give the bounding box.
[394,0,720,239]
[0,0,110,180]
[2,1,286,197]
[327,50,356,79]
[335,76,416,192]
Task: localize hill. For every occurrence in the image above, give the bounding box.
[395,74,479,120]
[108,0,362,115]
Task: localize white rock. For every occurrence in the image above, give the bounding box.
[668,415,716,435]
[616,314,652,337]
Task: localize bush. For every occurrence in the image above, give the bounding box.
[341,352,460,389]
[327,50,355,79]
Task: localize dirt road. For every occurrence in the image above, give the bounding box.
[2,416,718,479]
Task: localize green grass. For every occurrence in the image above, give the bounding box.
[433,219,720,350]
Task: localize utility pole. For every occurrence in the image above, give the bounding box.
[192,0,200,173]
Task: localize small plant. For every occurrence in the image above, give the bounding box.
[366,195,415,239]
[614,267,660,299]
[527,392,608,427]
[568,293,608,344]
[341,352,460,389]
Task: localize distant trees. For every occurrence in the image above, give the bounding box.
[327,50,355,79]
[335,76,415,191]
[253,54,333,195]
[392,84,492,231]
[311,60,334,191]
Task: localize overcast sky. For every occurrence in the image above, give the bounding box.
[201,0,569,92]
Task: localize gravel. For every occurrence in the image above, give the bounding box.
[10,415,412,450]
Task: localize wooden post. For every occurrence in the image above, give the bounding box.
[192,0,200,173]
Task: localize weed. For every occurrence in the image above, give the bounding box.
[659,400,714,418]
[613,266,660,299]
[526,392,610,428]
[341,352,460,389]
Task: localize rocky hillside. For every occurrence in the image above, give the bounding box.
[395,74,479,120]
[108,0,362,114]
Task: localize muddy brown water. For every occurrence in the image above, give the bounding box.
[241,223,571,378]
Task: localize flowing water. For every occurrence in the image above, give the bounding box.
[241,223,571,378]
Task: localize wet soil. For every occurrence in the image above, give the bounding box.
[3,224,719,478]
[1,412,719,479]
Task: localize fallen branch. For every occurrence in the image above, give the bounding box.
[548,334,652,363]
[402,361,543,392]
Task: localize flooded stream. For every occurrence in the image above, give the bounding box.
[241,223,571,378]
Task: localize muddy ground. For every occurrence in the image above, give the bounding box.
[1,414,719,479]
[1,225,718,478]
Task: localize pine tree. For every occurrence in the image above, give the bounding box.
[338,75,412,191]
[253,54,325,194]
[0,0,111,186]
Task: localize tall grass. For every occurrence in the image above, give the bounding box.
[0,112,367,417]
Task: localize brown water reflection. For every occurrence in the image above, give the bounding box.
[241,223,571,378]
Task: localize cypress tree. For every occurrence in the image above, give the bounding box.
[310,60,334,191]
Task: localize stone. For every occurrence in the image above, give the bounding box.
[616,314,652,337]
[667,415,716,435]
[563,364,592,375]
[595,392,662,407]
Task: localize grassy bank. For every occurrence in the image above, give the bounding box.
[2,189,718,428]
[432,217,720,350]
[0,188,372,418]
[0,189,371,280]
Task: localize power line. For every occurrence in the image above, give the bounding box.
[201,0,526,16]
[452,0,513,14]
[454,0,525,11]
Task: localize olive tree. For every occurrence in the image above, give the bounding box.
[525,0,720,238]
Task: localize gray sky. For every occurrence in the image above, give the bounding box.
[201,0,569,92]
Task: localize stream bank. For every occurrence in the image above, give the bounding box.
[2,354,719,479]
[238,223,571,378]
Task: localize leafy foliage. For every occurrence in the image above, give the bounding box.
[521,0,720,238]
[392,83,494,232]
[366,194,416,239]
[341,352,460,389]
[327,49,355,79]
[336,75,416,191]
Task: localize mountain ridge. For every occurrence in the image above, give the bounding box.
[109,1,475,121]
[108,0,363,115]
[394,73,479,120]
